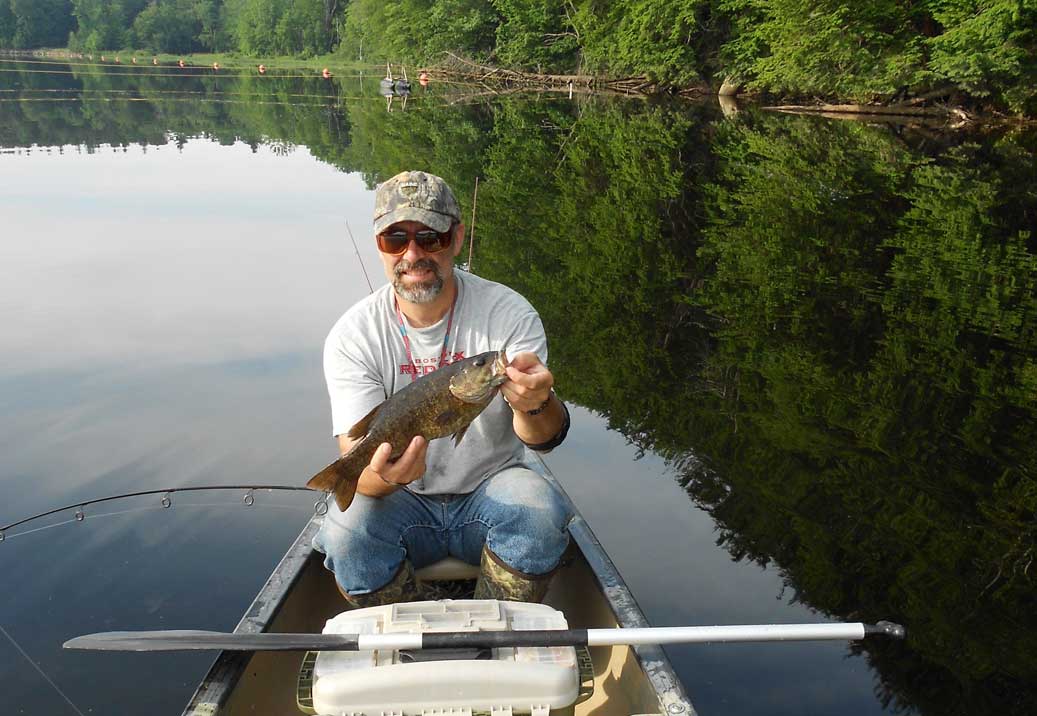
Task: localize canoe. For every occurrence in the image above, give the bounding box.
[180,460,696,716]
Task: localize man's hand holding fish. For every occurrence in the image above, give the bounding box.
[502,350,567,446]
[369,436,428,488]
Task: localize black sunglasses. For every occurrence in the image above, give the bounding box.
[376,225,454,255]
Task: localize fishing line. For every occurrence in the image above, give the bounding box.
[0,503,313,543]
[0,485,325,542]
[0,516,80,540]
[346,220,375,294]
[0,623,86,716]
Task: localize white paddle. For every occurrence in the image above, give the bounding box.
[65,621,905,652]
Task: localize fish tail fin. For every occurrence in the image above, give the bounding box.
[333,476,360,512]
[306,456,363,512]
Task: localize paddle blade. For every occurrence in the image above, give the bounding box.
[63,630,359,652]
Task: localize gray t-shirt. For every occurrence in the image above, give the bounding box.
[323,270,547,495]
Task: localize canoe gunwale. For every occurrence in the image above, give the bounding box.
[565,514,696,716]
[182,515,323,716]
[541,463,696,716]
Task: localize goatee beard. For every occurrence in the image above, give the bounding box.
[393,258,445,304]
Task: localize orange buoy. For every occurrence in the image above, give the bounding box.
[322,68,331,79]
[258,64,266,74]
[178,59,185,68]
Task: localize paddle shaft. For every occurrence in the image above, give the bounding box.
[64,621,904,652]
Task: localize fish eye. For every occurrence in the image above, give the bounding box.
[474,357,486,367]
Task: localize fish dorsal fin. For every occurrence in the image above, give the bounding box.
[346,403,381,440]
[452,425,469,448]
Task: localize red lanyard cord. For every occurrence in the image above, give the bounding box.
[394,290,457,381]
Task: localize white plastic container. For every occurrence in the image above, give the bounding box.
[304,599,581,716]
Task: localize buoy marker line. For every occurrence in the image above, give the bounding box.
[1,87,347,101]
[0,63,368,80]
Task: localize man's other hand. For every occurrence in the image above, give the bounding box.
[502,351,554,413]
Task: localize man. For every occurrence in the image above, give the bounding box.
[314,170,572,606]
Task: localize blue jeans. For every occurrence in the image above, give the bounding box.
[313,466,573,595]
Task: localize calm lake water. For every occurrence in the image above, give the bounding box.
[1,58,1035,716]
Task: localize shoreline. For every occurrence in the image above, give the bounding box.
[3,48,1033,125]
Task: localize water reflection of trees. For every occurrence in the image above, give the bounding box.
[4,67,1037,715]
[0,64,349,150]
[356,103,1037,716]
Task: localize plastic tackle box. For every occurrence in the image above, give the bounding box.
[297,599,593,716]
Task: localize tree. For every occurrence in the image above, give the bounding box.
[8,0,75,48]
[273,0,326,56]
[193,0,230,51]
[577,0,709,85]
[0,1,17,47]
[718,0,926,100]
[926,0,1037,113]
[491,0,579,70]
[71,0,149,51]
[132,0,202,53]
[233,0,285,55]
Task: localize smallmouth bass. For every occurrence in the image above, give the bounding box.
[307,350,509,511]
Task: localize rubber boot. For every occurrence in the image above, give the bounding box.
[337,561,420,608]
[473,545,555,603]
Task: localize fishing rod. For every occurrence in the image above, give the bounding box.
[467,176,479,271]
[0,485,323,542]
[64,621,905,653]
[346,219,375,293]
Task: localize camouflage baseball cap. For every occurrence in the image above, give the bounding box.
[373,171,461,234]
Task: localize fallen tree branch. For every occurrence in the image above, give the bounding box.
[766,103,951,118]
[439,52,647,93]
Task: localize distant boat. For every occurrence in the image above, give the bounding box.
[380,62,395,96]
[395,65,412,95]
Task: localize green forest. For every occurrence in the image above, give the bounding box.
[1,0,1036,113]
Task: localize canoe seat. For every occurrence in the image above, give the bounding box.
[414,556,480,582]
